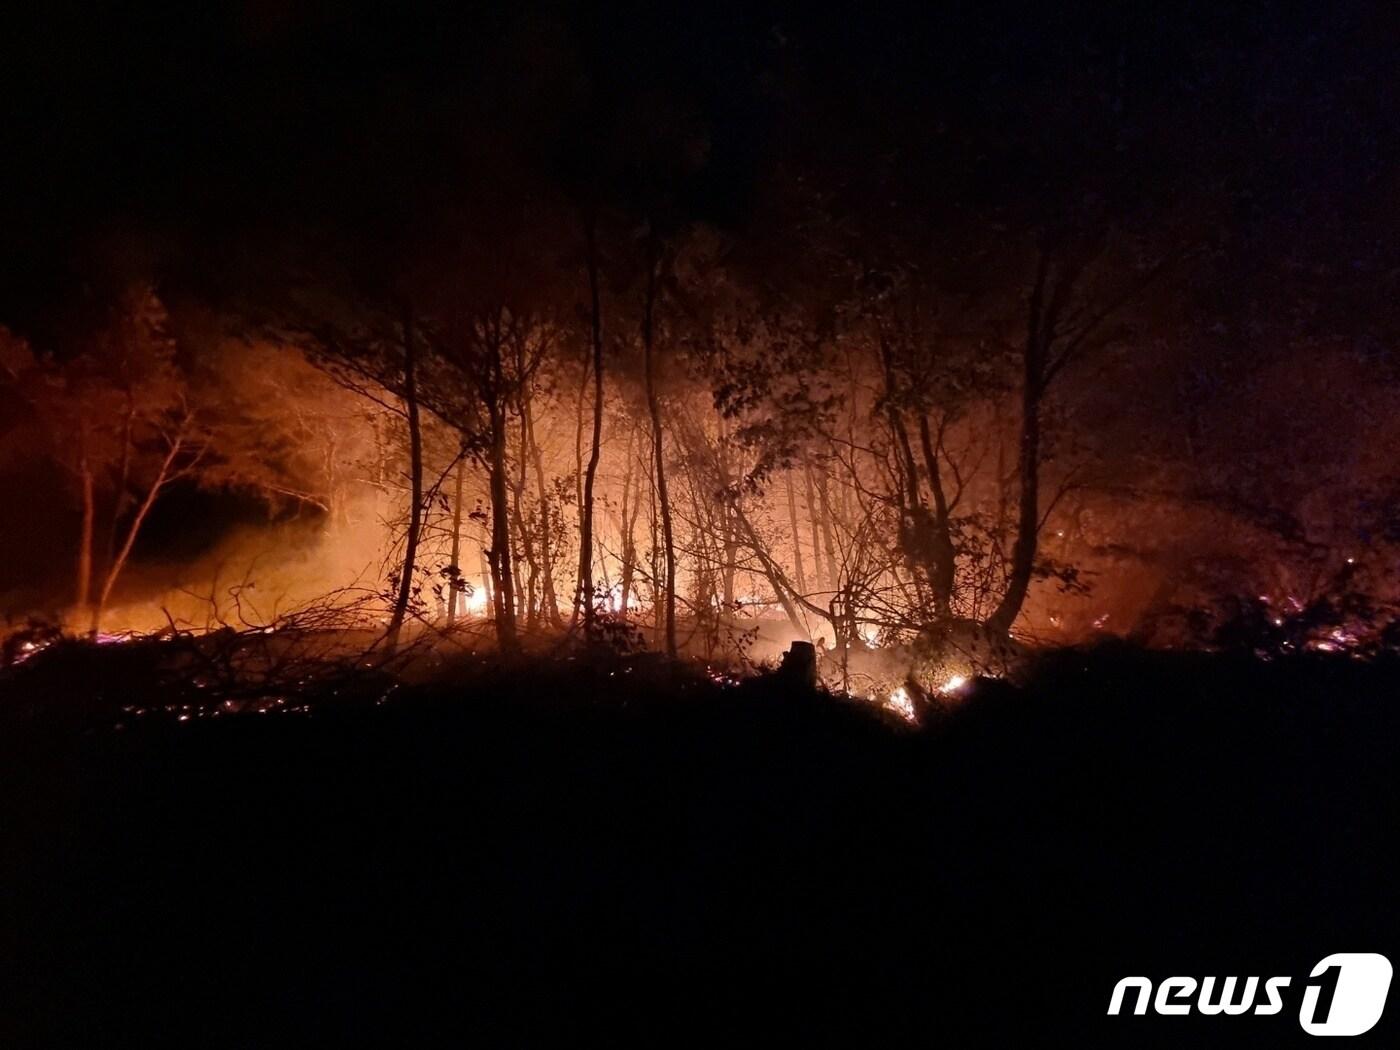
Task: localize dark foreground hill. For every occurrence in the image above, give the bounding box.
[2,644,1397,1047]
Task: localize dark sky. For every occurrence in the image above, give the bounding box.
[2,1,1397,341]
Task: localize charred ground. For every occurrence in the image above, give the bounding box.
[2,643,1396,1047]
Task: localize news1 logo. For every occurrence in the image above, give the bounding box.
[1108,953,1393,1036]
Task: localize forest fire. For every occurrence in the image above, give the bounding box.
[5,3,1400,1046]
[3,263,1393,690]
[2,84,1397,684]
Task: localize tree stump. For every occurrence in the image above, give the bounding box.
[778,640,818,689]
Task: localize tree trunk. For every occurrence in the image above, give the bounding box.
[618,427,638,615]
[446,454,465,625]
[917,414,957,619]
[105,398,135,569]
[90,435,182,639]
[987,368,1040,635]
[642,243,676,658]
[785,469,807,596]
[878,328,952,618]
[815,465,840,594]
[511,408,538,630]
[479,548,494,616]
[987,254,1051,636]
[714,420,737,611]
[75,440,94,624]
[385,309,423,655]
[726,493,815,640]
[685,475,718,657]
[527,403,561,626]
[802,456,826,594]
[649,456,662,644]
[567,359,587,630]
[487,402,518,648]
[577,213,605,636]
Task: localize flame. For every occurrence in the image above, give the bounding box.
[606,583,641,614]
[462,587,489,616]
[885,686,917,722]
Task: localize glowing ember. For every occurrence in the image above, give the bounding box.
[939,674,968,694]
[706,667,742,687]
[11,639,47,666]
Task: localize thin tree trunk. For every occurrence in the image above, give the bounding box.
[487,402,518,648]
[642,241,676,658]
[784,469,807,595]
[75,439,94,623]
[527,403,561,626]
[649,450,662,644]
[917,414,957,618]
[568,359,587,630]
[479,548,494,615]
[577,213,605,635]
[988,365,1041,635]
[105,397,135,569]
[717,427,737,610]
[802,456,826,592]
[618,427,637,614]
[684,474,718,656]
[721,505,737,609]
[988,253,1051,636]
[385,309,423,655]
[620,495,641,615]
[725,493,813,639]
[446,454,465,625]
[511,407,538,630]
[90,435,182,639]
[815,465,840,594]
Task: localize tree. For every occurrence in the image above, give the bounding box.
[576,210,607,637]
[2,287,199,635]
[987,230,1173,634]
[280,290,437,654]
[639,229,677,657]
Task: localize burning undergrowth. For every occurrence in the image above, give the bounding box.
[0,615,950,738]
[9,597,1400,744]
[0,624,394,730]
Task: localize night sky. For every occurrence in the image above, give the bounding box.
[4,2,1396,329]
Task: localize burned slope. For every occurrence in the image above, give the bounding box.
[2,646,1397,1047]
